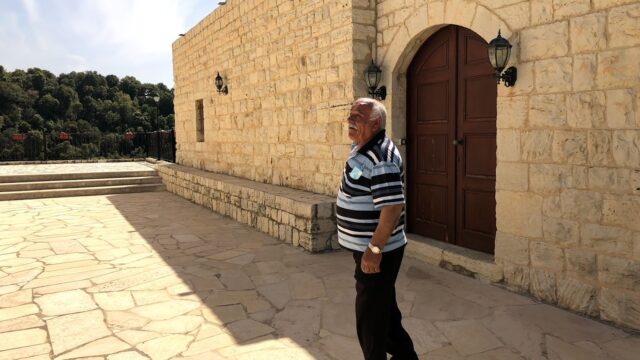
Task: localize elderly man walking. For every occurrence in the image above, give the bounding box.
[337,98,419,360]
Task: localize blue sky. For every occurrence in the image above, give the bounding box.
[0,0,219,87]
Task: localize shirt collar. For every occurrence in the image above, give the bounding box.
[357,130,386,155]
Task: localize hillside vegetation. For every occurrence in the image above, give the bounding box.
[0,65,174,160]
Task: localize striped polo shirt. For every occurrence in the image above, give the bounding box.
[337,130,407,253]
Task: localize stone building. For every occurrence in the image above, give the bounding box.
[168,0,640,331]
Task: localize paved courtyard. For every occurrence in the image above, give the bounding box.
[0,191,638,360]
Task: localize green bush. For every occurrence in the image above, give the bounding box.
[52,141,82,160]
[120,138,134,156]
[80,143,99,158]
[100,133,121,157]
[131,146,146,158]
[23,130,43,160]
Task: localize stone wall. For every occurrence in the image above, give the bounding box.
[172,0,361,196]
[172,0,640,330]
[369,0,640,330]
[156,163,338,252]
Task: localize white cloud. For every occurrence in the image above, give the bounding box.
[62,54,89,72]
[21,0,39,22]
[1,0,214,86]
[78,0,191,56]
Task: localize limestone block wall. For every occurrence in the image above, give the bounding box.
[172,0,358,196]
[368,0,640,330]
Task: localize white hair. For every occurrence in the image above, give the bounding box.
[355,97,387,129]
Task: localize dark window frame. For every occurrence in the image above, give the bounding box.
[195,99,204,142]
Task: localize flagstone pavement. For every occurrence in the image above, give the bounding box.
[0,191,638,360]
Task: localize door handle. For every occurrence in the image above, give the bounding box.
[452,139,464,146]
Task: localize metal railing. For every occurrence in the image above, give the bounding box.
[1,131,176,162]
[141,131,177,163]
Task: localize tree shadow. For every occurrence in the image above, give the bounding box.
[105,191,358,359]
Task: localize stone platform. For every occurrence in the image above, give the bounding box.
[156,163,337,253]
[0,161,155,178]
[0,191,638,359]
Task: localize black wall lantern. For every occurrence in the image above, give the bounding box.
[488,30,517,87]
[215,72,228,95]
[364,60,387,100]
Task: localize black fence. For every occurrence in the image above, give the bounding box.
[143,131,177,163]
[1,131,176,162]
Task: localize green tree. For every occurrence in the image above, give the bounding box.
[6,69,29,88]
[16,120,31,133]
[119,76,141,99]
[54,85,77,111]
[0,66,175,161]
[163,114,175,130]
[80,143,99,158]
[52,141,82,160]
[63,121,79,133]
[79,95,98,124]
[105,74,119,88]
[0,81,30,113]
[35,94,60,119]
[23,130,43,160]
[113,91,135,126]
[29,114,45,130]
[27,68,56,92]
[100,133,121,157]
[76,119,95,133]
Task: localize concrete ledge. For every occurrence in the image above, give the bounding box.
[406,233,504,283]
[156,163,338,252]
[0,158,147,165]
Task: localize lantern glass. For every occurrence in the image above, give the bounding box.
[495,46,510,70]
[487,31,512,72]
[215,73,223,91]
[364,60,381,90]
[488,46,497,68]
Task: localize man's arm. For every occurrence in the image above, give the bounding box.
[360,204,403,273]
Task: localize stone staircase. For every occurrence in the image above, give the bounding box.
[0,169,165,201]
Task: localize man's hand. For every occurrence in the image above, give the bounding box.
[360,204,403,274]
[361,247,382,273]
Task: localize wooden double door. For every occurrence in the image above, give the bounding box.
[407,25,497,254]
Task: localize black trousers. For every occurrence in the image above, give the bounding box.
[352,245,418,360]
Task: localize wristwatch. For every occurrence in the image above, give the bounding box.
[368,242,382,254]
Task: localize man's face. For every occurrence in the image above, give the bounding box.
[347,101,379,146]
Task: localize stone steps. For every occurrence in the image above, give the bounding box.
[0,170,157,183]
[0,169,165,200]
[0,176,162,192]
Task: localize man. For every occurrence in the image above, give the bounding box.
[337,98,418,360]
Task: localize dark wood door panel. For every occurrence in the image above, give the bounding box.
[414,185,449,241]
[408,26,456,243]
[464,75,498,122]
[408,25,496,253]
[462,189,496,235]
[417,82,449,123]
[417,135,448,175]
[414,38,452,73]
[463,34,491,65]
[464,134,496,179]
[456,27,497,254]
[459,181,496,253]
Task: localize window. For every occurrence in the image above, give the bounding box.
[195,99,204,142]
